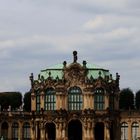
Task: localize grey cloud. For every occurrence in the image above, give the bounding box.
[0,0,140,93]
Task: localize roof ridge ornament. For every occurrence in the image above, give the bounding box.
[73,51,77,63]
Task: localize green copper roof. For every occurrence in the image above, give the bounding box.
[87,69,109,79]
[39,63,110,80]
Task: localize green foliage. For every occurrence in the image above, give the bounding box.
[136,90,140,109]
[119,88,134,110]
[23,91,31,111]
[0,92,22,110]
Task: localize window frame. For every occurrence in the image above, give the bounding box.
[23,122,31,140]
[12,122,19,140]
[44,88,56,111]
[132,122,139,140]
[94,88,105,110]
[68,86,82,111]
[121,122,128,140]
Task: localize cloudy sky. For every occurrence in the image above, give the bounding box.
[0,0,140,93]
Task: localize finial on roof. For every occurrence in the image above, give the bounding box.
[116,72,120,87]
[29,73,34,88]
[63,61,67,68]
[99,71,101,77]
[73,51,78,63]
[83,60,87,67]
[110,74,112,80]
[38,74,40,80]
[49,71,51,77]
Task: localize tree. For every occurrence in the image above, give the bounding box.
[135,90,140,109]
[23,91,31,111]
[119,88,134,110]
[0,92,22,110]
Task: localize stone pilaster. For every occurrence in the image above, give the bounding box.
[104,122,110,140]
[0,123,1,137]
[31,93,36,111]
[8,122,12,140]
[40,122,45,140]
[61,122,67,140]
[83,118,94,140]
[128,121,132,140]
[19,121,23,140]
[56,123,60,140]
[40,91,44,110]
[31,121,35,140]
[105,95,109,109]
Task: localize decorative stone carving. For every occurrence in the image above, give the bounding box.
[64,63,87,86]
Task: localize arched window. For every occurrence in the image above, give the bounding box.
[36,90,40,111]
[12,122,19,140]
[94,88,105,110]
[132,122,139,140]
[23,122,31,140]
[121,122,128,140]
[1,122,8,139]
[45,88,56,110]
[68,86,82,110]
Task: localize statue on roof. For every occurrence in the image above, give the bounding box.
[73,51,78,63]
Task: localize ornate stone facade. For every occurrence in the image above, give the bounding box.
[0,51,140,140]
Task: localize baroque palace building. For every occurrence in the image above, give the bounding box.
[0,51,140,140]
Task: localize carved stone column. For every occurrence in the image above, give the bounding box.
[56,122,60,140]
[31,121,35,140]
[35,121,40,140]
[105,95,109,109]
[0,123,1,138]
[61,122,67,140]
[104,122,110,140]
[40,122,45,140]
[83,118,94,140]
[31,93,36,111]
[40,91,45,110]
[19,121,23,140]
[83,118,88,140]
[128,121,132,140]
[90,121,95,140]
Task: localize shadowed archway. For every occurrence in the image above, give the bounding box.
[68,120,82,140]
[45,123,56,140]
[94,122,104,140]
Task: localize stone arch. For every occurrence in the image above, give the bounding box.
[68,119,82,140]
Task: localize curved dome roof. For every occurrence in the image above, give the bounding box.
[39,62,110,80]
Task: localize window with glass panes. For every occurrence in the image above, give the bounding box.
[68,86,82,110]
[121,122,128,140]
[45,88,56,110]
[36,91,40,111]
[94,88,104,110]
[23,122,31,140]
[132,122,139,140]
[12,122,19,140]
